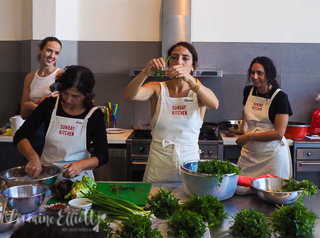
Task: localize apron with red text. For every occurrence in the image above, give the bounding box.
[41,97,97,181]
[237,87,292,178]
[143,82,202,183]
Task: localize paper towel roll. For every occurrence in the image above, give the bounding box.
[9,115,25,136]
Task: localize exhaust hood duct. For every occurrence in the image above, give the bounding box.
[129,0,223,78]
[161,0,191,57]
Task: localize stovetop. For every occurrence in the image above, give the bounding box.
[127,129,222,141]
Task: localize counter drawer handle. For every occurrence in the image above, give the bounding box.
[299,162,320,166]
[307,152,311,156]
[132,161,148,165]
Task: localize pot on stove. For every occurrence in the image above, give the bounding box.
[200,122,227,134]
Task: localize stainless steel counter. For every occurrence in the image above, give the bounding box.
[151,183,320,238]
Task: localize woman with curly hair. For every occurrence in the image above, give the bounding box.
[14,65,108,180]
[236,56,293,185]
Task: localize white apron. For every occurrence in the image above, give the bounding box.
[237,87,292,178]
[41,97,97,181]
[143,82,202,183]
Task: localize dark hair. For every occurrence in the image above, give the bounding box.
[37,36,62,61]
[167,41,198,71]
[56,65,95,109]
[247,56,280,90]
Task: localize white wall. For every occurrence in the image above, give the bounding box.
[1,0,320,43]
[192,0,320,43]
[0,0,23,40]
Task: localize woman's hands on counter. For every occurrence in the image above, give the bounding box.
[62,157,99,178]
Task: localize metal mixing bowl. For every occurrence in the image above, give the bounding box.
[0,210,21,233]
[0,165,62,188]
[226,120,243,134]
[180,160,239,201]
[2,185,47,214]
[251,177,302,204]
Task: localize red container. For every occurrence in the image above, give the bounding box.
[284,122,309,140]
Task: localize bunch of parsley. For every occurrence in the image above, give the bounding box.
[229,208,272,238]
[167,210,207,238]
[197,160,241,185]
[181,194,228,227]
[272,200,319,237]
[115,213,163,238]
[144,187,180,219]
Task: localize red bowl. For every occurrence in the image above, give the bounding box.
[284,122,309,140]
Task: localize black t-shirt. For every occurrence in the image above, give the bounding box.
[13,97,108,167]
[243,85,293,124]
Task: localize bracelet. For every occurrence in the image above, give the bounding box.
[189,78,201,92]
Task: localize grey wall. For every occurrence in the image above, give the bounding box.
[1,41,320,129]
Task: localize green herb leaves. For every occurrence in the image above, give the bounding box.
[115,213,163,238]
[145,188,180,219]
[272,201,319,237]
[282,178,318,198]
[167,210,207,238]
[109,184,136,197]
[181,194,228,227]
[230,208,272,238]
[153,54,170,78]
[197,160,241,186]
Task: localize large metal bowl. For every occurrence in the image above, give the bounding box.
[180,160,239,201]
[2,185,47,214]
[0,210,21,233]
[226,120,243,134]
[0,165,62,188]
[251,177,302,204]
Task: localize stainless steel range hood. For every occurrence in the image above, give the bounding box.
[129,0,223,78]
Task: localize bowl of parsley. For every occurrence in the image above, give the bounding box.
[180,160,241,201]
[251,177,303,204]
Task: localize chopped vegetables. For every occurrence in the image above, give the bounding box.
[144,187,180,219]
[109,184,136,197]
[229,208,272,238]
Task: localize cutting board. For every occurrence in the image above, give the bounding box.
[47,182,152,206]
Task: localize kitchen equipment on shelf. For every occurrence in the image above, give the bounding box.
[0,210,20,233]
[2,184,47,214]
[0,165,61,189]
[9,115,25,136]
[251,177,302,205]
[180,160,239,201]
[284,121,310,140]
[226,120,243,134]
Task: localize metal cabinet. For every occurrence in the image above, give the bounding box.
[293,140,320,188]
[93,145,127,181]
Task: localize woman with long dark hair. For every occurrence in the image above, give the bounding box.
[236,56,293,184]
[125,41,219,183]
[14,65,108,180]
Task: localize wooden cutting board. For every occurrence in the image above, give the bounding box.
[47,182,152,206]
